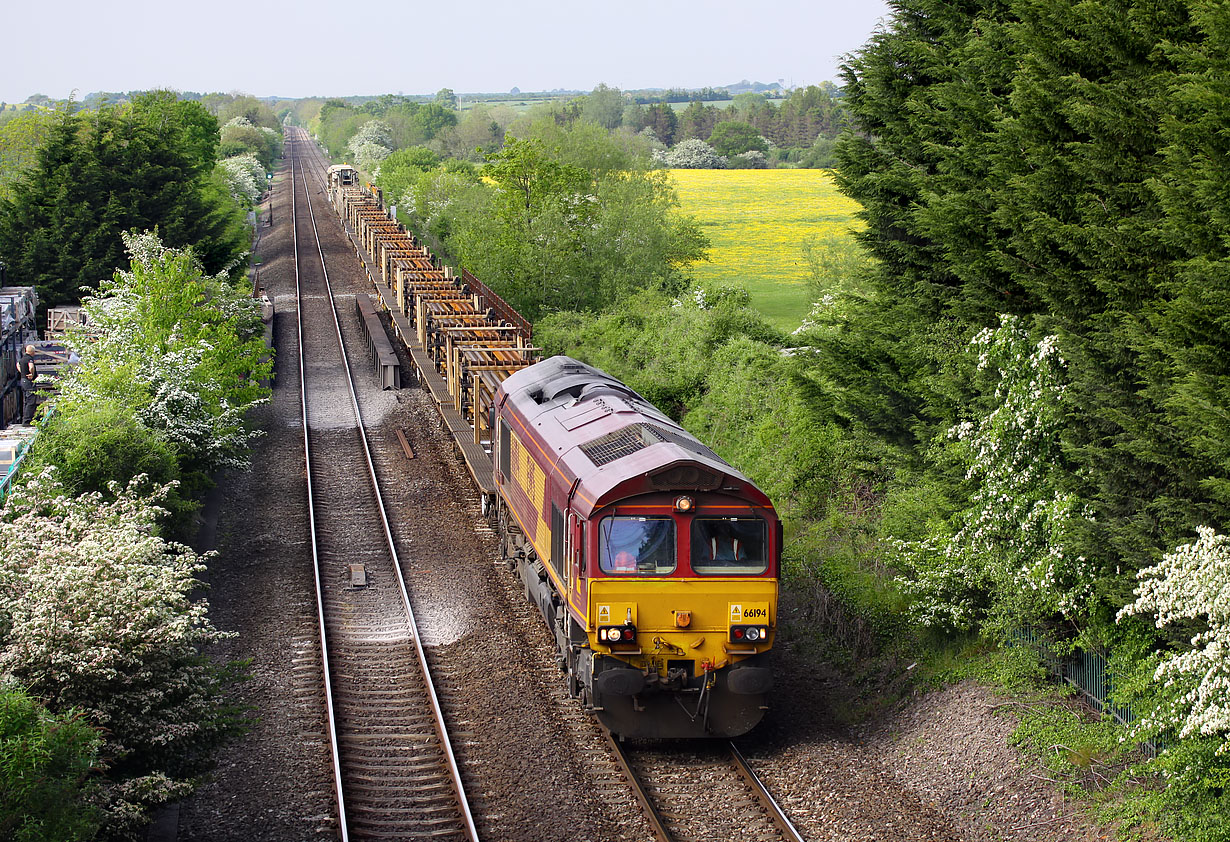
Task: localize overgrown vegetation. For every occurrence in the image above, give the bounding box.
[0,683,102,842]
[27,231,270,530]
[0,233,269,839]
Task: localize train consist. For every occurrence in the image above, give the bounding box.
[325,159,779,739]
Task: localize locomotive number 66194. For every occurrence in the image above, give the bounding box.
[493,356,779,739]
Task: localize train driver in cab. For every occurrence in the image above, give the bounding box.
[691,518,767,574]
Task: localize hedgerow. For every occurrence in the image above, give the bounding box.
[4,231,268,838]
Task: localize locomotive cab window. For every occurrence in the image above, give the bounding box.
[599,516,676,575]
[690,518,768,575]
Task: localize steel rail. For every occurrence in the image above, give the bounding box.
[290,147,350,842]
[291,129,480,842]
[600,728,674,842]
[729,741,807,842]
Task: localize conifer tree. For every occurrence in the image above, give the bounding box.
[0,93,247,308]
[1149,0,1230,512]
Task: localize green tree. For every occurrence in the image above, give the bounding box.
[645,103,678,145]
[1146,0,1230,511]
[581,83,625,130]
[0,93,248,308]
[677,100,719,140]
[375,145,442,199]
[707,120,768,157]
[449,129,706,319]
[988,0,1194,584]
[823,0,1224,632]
[435,88,458,110]
[0,108,59,202]
[436,106,505,160]
[211,94,280,130]
[29,231,269,527]
[406,103,458,145]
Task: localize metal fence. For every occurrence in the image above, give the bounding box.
[0,434,32,505]
[1012,626,1161,754]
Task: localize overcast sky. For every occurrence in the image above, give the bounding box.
[2,1,892,103]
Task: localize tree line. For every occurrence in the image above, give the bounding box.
[0,91,281,309]
[0,90,276,839]
[796,1,1229,836]
[309,82,849,172]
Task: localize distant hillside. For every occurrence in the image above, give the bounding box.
[723,80,784,93]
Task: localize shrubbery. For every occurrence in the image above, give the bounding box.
[652,138,727,169]
[5,231,269,837]
[346,119,394,170]
[0,472,241,838]
[0,683,101,842]
[217,153,266,205]
[29,231,270,522]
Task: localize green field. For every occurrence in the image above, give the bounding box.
[669,168,863,331]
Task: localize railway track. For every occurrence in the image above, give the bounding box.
[606,733,805,842]
[288,131,478,842]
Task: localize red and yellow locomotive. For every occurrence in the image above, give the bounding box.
[494,356,778,738]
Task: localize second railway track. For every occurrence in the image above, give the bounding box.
[289,132,478,842]
[606,734,805,842]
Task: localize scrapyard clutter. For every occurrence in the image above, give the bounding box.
[0,280,83,500]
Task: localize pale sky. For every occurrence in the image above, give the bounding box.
[2,1,892,103]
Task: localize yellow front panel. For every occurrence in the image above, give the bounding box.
[587,578,778,672]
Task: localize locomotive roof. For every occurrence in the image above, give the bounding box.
[497,356,773,518]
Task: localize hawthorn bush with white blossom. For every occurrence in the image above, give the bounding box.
[347,119,394,171]
[652,138,727,169]
[217,153,265,205]
[2,232,268,837]
[1120,527,1230,750]
[31,231,270,521]
[895,315,1094,631]
[0,471,242,838]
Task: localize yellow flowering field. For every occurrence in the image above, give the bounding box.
[669,169,863,330]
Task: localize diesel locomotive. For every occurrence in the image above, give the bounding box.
[493,356,778,738]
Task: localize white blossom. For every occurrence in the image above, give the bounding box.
[348,120,394,170]
[0,469,235,820]
[63,231,267,471]
[652,139,728,169]
[1120,527,1230,752]
[896,315,1092,630]
[218,153,266,205]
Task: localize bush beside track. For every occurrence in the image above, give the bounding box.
[0,231,271,840]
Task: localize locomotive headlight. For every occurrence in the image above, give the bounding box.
[745,627,761,641]
[604,628,619,642]
[673,495,695,513]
